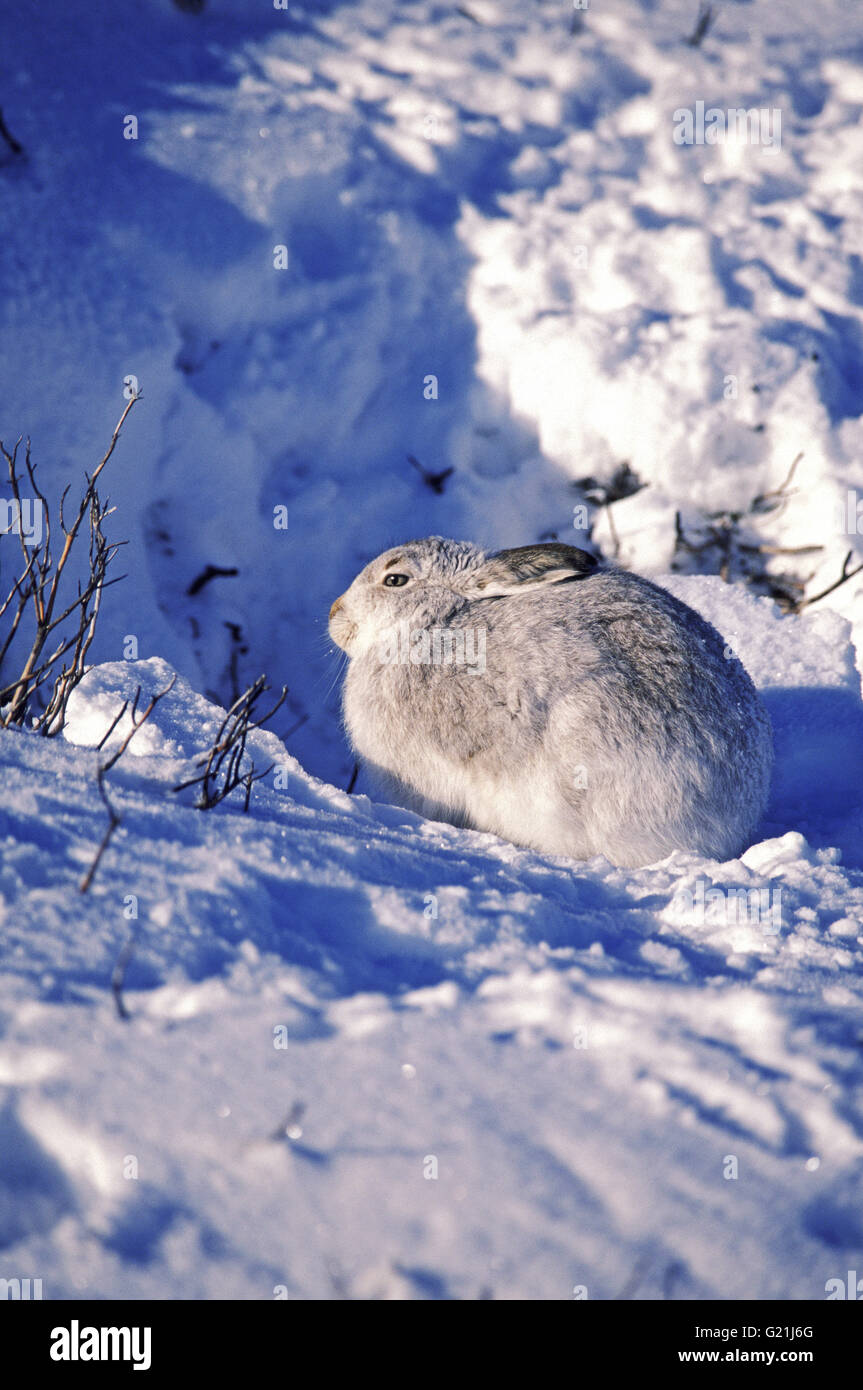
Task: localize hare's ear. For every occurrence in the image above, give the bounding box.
[470,544,598,597]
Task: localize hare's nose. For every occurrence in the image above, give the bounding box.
[329,597,344,622]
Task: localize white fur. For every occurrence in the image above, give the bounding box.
[329,538,774,868]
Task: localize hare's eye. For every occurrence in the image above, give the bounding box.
[382,573,411,588]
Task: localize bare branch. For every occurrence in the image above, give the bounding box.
[671,454,815,609]
[79,675,176,893]
[750,452,803,514]
[111,926,138,1022]
[0,397,137,731]
[0,106,24,157]
[172,676,287,810]
[685,3,714,48]
[100,675,176,772]
[407,453,455,496]
[79,765,123,897]
[795,550,863,612]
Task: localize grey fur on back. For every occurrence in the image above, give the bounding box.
[328,537,773,867]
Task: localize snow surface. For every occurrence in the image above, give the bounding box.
[1,0,863,1300]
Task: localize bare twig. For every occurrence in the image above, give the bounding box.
[111,926,139,1022]
[172,675,287,810]
[738,543,823,557]
[96,695,132,751]
[187,564,238,596]
[224,620,249,705]
[284,712,309,740]
[79,675,176,893]
[0,107,24,157]
[101,678,177,769]
[79,766,123,898]
[407,453,455,496]
[615,1251,653,1301]
[1,396,138,732]
[686,2,715,47]
[671,453,815,608]
[795,550,863,611]
[750,452,803,514]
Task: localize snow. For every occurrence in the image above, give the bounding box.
[1,0,863,1300]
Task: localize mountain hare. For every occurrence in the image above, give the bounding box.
[329,538,773,868]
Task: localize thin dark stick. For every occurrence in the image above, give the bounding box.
[111,928,139,1021]
[79,767,121,895]
[100,676,176,771]
[80,676,176,893]
[96,695,132,750]
[752,452,803,510]
[172,678,287,810]
[686,2,714,47]
[797,550,863,611]
[284,713,309,740]
[0,107,24,156]
[0,396,138,731]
